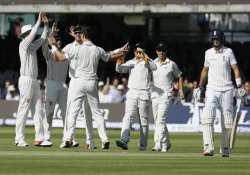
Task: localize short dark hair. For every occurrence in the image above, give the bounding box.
[82,26,94,40]
[134,42,145,52]
[53,33,61,41]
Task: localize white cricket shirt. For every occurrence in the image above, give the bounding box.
[62,41,82,79]
[204,47,237,91]
[19,20,48,79]
[116,58,157,94]
[65,40,110,80]
[151,57,182,98]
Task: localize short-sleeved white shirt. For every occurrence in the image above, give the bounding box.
[151,58,182,98]
[204,47,237,91]
[65,40,110,80]
[116,58,157,91]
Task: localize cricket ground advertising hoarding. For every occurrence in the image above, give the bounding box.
[0,100,250,132]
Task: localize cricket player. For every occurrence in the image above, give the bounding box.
[15,12,49,147]
[151,43,184,152]
[115,43,157,150]
[197,29,243,157]
[41,25,68,147]
[48,25,128,149]
[59,25,98,149]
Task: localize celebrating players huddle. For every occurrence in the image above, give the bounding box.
[15,12,246,158]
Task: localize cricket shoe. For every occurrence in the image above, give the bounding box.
[59,141,73,148]
[72,141,80,147]
[85,143,97,150]
[221,147,230,158]
[40,140,53,147]
[101,141,110,150]
[161,144,172,153]
[32,140,43,146]
[151,147,161,152]
[116,140,128,150]
[16,141,29,147]
[202,151,214,156]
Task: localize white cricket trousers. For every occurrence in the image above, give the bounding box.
[202,88,234,152]
[64,78,108,142]
[44,80,67,141]
[15,76,44,143]
[120,96,150,149]
[151,94,171,149]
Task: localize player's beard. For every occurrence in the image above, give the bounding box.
[212,39,222,50]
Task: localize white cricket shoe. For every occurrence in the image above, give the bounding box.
[59,141,72,148]
[40,140,53,147]
[101,140,110,150]
[161,144,172,152]
[16,141,29,147]
[72,141,80,147]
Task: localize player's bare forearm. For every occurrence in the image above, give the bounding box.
[199,67,208,88]
[232,64,240,79]
[178,76,184,99]
[53,50,66,62]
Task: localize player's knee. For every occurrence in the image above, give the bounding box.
[140,117,148,127]
[223,112,233,128]
[201,107,215,125]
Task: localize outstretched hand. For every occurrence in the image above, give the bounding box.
[143,53,150,63]
[68,26,76,38]
[52,22,59,34]
[41,13,48,24]
[47,35,56,46]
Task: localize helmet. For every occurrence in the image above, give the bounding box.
[211,29,225,43]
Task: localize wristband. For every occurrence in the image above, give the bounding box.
[235,78,242,88]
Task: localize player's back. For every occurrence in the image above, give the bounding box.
[74,41,109,80]
[19,39,38,79]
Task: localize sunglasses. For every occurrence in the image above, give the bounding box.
[75,31,82,35]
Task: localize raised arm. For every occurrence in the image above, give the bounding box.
[33,13,49,51]
[20,12,42,50]
[42,40,52,61]
[116,59,131,73]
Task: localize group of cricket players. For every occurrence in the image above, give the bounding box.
[14,12,247,157]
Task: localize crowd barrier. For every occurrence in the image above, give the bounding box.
[0,100,250,132]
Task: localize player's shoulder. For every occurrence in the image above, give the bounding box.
[205,47,214,54]
[223,47,234,54]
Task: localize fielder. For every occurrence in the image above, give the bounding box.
[49,26,128,149]
[151,43,184,152]
[115,43,157,150]
[41,24,68,147]
[197,29,244,157]
[15,12,48,147]
[60,25,97,149]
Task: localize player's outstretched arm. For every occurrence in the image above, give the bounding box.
[20,12,43,50]
[47,36,66,62]
[33,13,49,51]
[109,42,130,61]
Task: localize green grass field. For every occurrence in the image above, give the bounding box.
[0,126,250,175]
